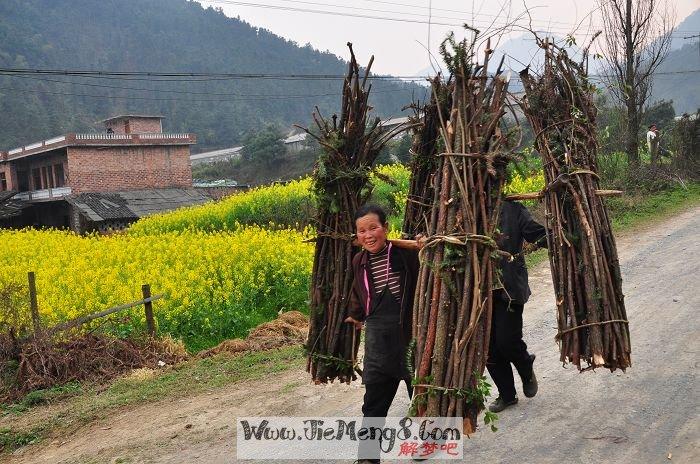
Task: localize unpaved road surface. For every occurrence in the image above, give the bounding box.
[7,206,700,464]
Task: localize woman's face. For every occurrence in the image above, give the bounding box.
[355,213,388,253]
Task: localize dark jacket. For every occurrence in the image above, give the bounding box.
[497,201,547,305]
[348,245,420,344]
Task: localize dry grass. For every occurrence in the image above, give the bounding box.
[199,310,308,357]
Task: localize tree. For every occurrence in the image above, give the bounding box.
[598,0,675,166]
[642,99,675,130]
[241,125,286,168]
[376,133,412,164]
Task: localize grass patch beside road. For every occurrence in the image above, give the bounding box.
[606,182,700,231]
[524,182,700,269]
[0,346,304,453]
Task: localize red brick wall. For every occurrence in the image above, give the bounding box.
[0,162,11,191]
[66,145,192,193]
[6,152,68,191]
[106,118,162,134]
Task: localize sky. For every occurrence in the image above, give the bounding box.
[198,0,700,76]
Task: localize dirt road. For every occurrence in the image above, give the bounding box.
[8,206,699,464]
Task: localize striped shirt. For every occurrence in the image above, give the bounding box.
[368,244,402,300]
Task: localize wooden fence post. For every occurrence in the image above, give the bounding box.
[142,284,156,337]
[28,271,41,334]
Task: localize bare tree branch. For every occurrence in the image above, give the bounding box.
[597,0,675,166]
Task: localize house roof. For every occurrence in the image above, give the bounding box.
[0,191,15,203]
[66,188,211,223]
[0,191,29,220]
[98,114,165,124]
[283,133,307,144]
[379,116,411,127]
[190,146,244,161]
[192,179,239,187]
[5,132,195,161]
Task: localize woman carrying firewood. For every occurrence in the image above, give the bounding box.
[344,205,420,463]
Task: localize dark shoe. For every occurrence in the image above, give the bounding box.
[488,396,518,413]
[522,354,538,398]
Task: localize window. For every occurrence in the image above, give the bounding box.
[17,170,29,191]
[41,166,53,189]
[0,172,6,191]
[32,168,42,190]
[54,164,65,188]
[47,166,55,188]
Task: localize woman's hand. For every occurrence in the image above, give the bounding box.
[344,316,363,330]
[415,233,427,249]
[389,236,426,251]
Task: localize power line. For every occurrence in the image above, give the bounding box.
[206,0,569,31]
[364,0,700,33]
[212,0,467,24]
[1,67,695,103]
[0,82,426,103]
[0,68,426,81]
[201,0,462,27]
[365,0,690,35]
[0,73,348,97]
[2,67,699,81]
[201,0,699,36]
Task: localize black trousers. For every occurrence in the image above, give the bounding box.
[359,379,413,463]
[362,378,413,417]
[486,298,534,401]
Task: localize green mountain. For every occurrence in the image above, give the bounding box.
[649,8,700,114]
[0,0,426,151]
[651,41,700,114]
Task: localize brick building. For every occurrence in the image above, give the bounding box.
[0,115,209,232]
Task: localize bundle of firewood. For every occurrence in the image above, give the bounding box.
[519,37,631,372]
[411,35,512,431]
[402,76,451,238]
[301,44,410,383]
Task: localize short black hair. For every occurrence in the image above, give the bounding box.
[354,204,388,224]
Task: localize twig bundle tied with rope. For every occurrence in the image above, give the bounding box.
[519,36,631,372]
[410,33,513,432]
[402,75,451,238]
[300,43,412,384]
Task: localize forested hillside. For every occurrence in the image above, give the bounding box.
[0,0,425,151]
[651,42,700,114]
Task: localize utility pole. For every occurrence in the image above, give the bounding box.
[684,34,700,58]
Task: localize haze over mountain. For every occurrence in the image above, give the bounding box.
[670,8,700,51]
[414,8,700,114]
[0,0,427,152]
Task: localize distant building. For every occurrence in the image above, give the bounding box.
[192,179,250,200]
[379,116,411,130]
[379,116,412,141]
[282,132,308,153]
[674,113,698,121]
[0,115,207,232]
[190,146,244,165]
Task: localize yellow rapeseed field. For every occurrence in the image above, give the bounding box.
[0,227,313,351]
[0,163,543,351]
[129,178,315,235]
[503,170,546,196]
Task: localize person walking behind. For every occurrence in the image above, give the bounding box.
[487,200,548,413]
[647,124,661,166]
